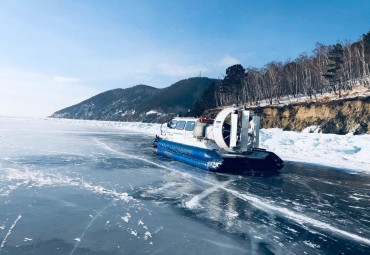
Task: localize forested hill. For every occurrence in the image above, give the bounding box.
[189,31,370,117]
[51,77,219,122]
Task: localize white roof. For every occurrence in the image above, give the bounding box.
[172,117,199,122]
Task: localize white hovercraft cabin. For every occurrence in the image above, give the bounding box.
[152,107,284,172]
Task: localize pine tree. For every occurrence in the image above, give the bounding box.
[323,43,344,97]
[218,64,246,105]
[188,82,217,117]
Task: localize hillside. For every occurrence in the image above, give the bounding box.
[51,77,219,122]
[51,85,158,121]
[137,77,219,121]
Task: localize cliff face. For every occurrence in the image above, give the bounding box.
[202,96,370,135]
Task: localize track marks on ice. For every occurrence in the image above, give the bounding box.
[95,138,370,246]
[0,215,22,250]
[185,181,231,209]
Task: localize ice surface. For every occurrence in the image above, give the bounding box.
[98,139,370,246]
[0,116,369,254]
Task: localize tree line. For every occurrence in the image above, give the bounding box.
[190,31,370,116]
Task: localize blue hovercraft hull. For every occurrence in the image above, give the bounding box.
[154,139,223,171]
[152,138,284,172]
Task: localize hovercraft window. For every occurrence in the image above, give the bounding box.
[169,120,178,129]
[185,121,195,131]
[176,121,186,130]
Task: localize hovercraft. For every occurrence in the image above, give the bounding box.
[151,107,284,172]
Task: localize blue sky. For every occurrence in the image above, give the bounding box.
[0,0,369,117]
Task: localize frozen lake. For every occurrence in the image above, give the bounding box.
[0,117,369,254]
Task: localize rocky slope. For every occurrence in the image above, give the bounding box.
[202,95,370,135]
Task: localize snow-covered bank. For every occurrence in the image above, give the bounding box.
[11,117,370,173]
[260,129,370,174]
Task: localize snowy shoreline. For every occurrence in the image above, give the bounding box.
[5,117,370,174]
[43,117,370,174]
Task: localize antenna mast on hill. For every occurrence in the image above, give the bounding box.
[199,71,202,77]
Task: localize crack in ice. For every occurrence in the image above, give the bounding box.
[0,215,22,250]
[70,202,112,255]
